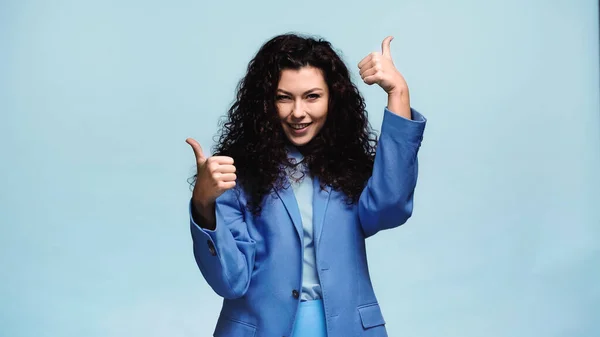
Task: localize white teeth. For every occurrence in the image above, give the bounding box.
[290,123,310,130]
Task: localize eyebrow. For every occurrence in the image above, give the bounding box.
[276,88,324,95]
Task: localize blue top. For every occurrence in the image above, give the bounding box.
[285,145,322,301]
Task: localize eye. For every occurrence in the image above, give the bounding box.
[307,93,320,100]
[276,95,291,101]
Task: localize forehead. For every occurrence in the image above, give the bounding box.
[277,66,326,90]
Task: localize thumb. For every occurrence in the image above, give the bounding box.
[381,36,394,58]
[185,138,206,164]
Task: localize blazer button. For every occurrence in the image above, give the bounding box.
[292,290,299,299]
[207,240,216,256]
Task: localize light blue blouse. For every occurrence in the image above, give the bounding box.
[285,145,321,301]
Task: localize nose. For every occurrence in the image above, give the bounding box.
[291,100,306,119]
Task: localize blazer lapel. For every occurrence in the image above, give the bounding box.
[312,177,331,247]
[273,179,304,243]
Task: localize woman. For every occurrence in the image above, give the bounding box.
[185,33,426,337]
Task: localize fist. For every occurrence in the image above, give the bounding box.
[358,36,408,96]
[186,138,237,210]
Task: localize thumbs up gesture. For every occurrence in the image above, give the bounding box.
[186,138,237,213]
[358,36,411,119]
[358,36,408,95]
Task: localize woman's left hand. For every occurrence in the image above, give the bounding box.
[358,36,411,119]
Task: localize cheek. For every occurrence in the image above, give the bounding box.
[278,101,297,116]
[311,106,328,134]
[315,102,328,122]
[275,104,285,119]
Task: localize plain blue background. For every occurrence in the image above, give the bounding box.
[1,0,599,336]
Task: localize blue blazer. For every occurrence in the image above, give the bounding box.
[189,108,426,337]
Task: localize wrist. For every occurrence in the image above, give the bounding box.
[387,91,411,120]
[192,199,217,230]
[192,195,214,214]
[195,199,212,214]
[386,85,408,100]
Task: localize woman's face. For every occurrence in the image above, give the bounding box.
[276,66,329,147]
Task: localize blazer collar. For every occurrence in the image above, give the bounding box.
[274,174,331,246]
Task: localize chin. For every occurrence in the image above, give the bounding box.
[286,134,314,147]
[289,139,309,147]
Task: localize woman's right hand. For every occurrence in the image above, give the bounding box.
[186,138,237,225]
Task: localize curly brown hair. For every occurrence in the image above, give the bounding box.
[192,33,378,215]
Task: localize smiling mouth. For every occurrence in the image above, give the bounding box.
[288,123,312,130]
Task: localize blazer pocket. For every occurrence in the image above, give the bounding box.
[357,303,386,329]
[214,317,257,337]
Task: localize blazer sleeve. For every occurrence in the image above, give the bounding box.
[358,107,426,238]
[189,187,256,299]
